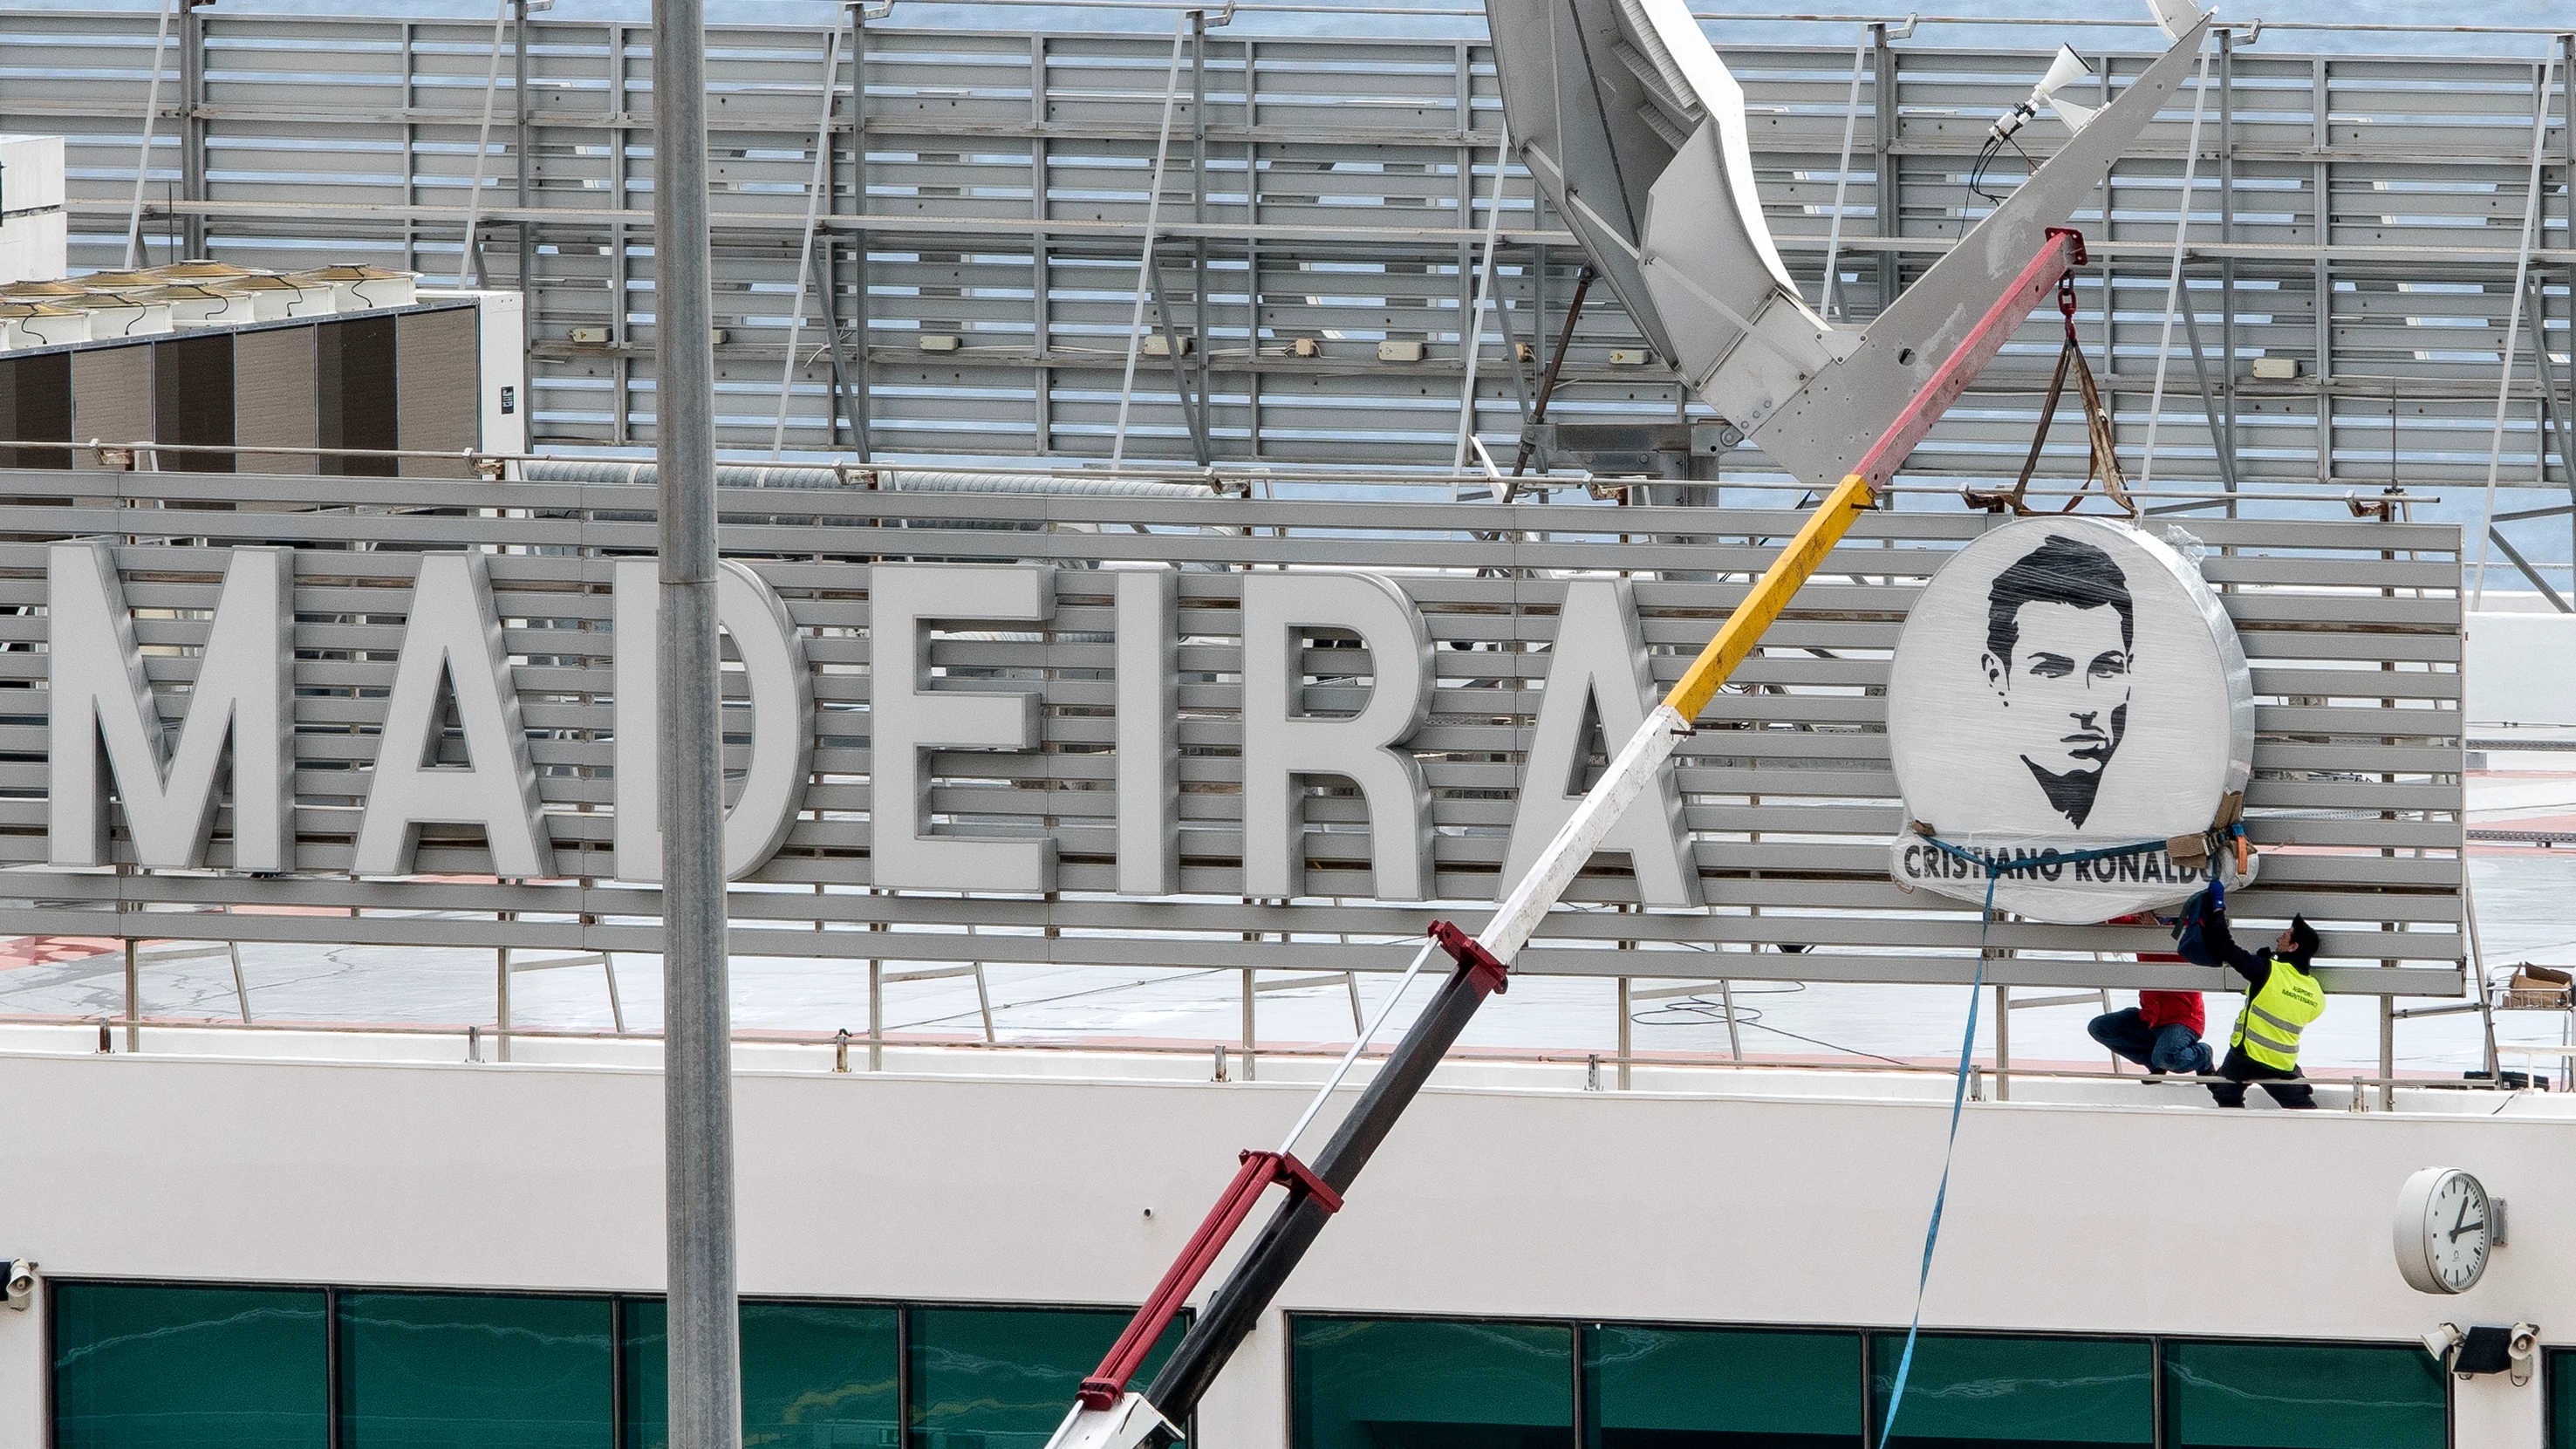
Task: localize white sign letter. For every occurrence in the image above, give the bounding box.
[870,564,1056,892]
[352,552,555,878]
[1503,578,1701,908]
[1240,572,1433,900]
[49,543,294,871]
[1117,568,1180,896]
[612,558,817,882]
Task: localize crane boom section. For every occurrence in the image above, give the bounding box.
[1039,225,2089,1449]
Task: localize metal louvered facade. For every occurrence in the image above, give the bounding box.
[0,10,2564,522]
[0,470,2466,998]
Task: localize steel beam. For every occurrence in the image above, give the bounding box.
[180,0,206,258]
[650,1,741,1446]
[516,0,534,315]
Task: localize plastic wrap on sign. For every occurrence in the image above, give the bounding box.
[1884,516,2255,923]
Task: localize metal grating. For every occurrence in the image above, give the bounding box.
[0,11,2564,516]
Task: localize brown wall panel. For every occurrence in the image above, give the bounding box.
[316,314,396,476]
[69,345,151,470]
[234,325,318,475]
[0,352,72,469]
[395,307,478,478]
[153,331,236,473]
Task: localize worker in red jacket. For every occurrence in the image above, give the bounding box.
[2086,914,2213,1076]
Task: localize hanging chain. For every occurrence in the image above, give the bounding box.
[1964,271,2137,519]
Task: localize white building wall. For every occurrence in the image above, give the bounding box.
[0,1050,2563,1446]
[2468,612,2576,726]
[0,135,68,285]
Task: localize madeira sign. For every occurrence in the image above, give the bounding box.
[0,482,2465,989]
[38,544,1704,908]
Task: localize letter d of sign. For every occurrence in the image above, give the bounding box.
[1240,572,1435,901]
[611,559,817,882]
[352,553,556,878]
[49,543,295,872]
[870,564,1058,892]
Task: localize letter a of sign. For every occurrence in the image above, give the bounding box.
[1501,578,1701,908]
[352,553,556,878]
[49,543,294,871]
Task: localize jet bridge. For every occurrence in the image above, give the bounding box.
[1485,0,2210,489]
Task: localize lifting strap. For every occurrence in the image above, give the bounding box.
[1877,832,2169,1449]
[1964,270,2136,520]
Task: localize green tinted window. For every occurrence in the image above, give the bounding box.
[2552,1350,2576,1449]
[1870,1334,2150,1446]
[908,1307,1186,1449]
[1293,1316,1575,1449]
[53,1282,328,1449]
[1584,1324,1860,1449]
[2164,1341,2443,1449]
[338,1292,613,1448]
[624,1299,902,1449]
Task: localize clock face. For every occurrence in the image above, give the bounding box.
[2396,1168,2493,1295]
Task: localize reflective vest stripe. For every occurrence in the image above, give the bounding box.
[2248,1004,2306,1039]
[2246,1015,2307,1046]
[2231,955,2326,1072]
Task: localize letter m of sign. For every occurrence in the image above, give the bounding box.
[48,543,294,872]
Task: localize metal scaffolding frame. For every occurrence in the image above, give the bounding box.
[1,8,2569,581]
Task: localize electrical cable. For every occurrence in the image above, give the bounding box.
[888,966,1233,1032]
[1629,982,1915,1067]
[1965,133,2007,208]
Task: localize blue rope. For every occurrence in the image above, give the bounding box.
[1875,833,2164,1448]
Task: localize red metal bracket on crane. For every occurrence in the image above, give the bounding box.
[1428,919,1508,995]
[1074,1149,1341,1411]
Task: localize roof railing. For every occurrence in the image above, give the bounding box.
[5,1010,2549,1104]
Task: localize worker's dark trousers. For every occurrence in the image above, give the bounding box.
[2207,1047,2315,1109]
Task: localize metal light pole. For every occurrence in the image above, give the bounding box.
[653,0,740,1445]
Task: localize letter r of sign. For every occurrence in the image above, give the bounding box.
[1239,572,1435,901]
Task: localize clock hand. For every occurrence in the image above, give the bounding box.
[2450,1220,2486,1241]
[2452,1196,2470,1236]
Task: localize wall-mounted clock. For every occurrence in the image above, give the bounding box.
[2395,1167,2492,1295]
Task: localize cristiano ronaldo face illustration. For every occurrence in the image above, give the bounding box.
[1978,535,2135,830]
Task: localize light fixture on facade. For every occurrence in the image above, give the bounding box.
[1991,46,2101,143]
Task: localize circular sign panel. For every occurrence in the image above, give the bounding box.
[1886,517,2254,923]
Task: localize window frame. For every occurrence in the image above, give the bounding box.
[1864,1324,2158,1449]
[42,1281,2470,1449]
[1582,1317,1869,1449]
[1283,1313,2456,1449]
[902,1297,1194,1449]
[45,1275,334,1449]
[1286,1309,1583,1449]
[2156,1334,2453,1449]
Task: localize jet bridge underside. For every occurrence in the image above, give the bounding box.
[1486,0,2213,489]
[1485,0,1682,365]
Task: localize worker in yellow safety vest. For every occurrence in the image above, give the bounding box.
[2204,911,2325,1108]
